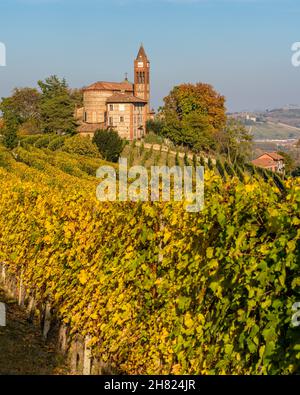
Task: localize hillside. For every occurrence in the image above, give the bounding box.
[249,122,300,140]
[0,139,299,374]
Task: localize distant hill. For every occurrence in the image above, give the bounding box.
[265,108,300,128]
[230,107,300,140]
[249,122,300,140]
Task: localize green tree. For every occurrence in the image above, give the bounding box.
[277,151,294,175]
[0,96,19,149]
[215,120,253,165]
[38,75,77,134]
[93,129,124,162]
[146,119,164,136]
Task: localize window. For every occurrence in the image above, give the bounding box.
[84,111,87,122]
[109,117,113,126]
[120,116,124,123]
[109,104,114,111]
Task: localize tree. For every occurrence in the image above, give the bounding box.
[291,166,300,177]
[38,75,77,134]
[5,88,40,124]
[277,151,294,175]
[0,87,41,141]
[215,120,253,165]
[93,129,124,162]
[161,83,226,151]
[146,119,164,136]
[0,96,19,149]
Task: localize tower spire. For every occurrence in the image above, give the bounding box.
[136,43,147,60]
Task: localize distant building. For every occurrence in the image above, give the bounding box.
[76,44,152,140]
[251,152,285,173]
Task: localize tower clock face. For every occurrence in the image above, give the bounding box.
[138,62,144,68]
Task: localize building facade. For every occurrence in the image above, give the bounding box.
[251,152,285,173]
[77,45,152,140]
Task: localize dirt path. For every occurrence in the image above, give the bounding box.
[0,288,68,375]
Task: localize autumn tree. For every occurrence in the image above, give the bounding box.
[0,87,41,138]
[160,83,226,151]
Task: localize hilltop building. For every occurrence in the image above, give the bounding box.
[76,45,153,140]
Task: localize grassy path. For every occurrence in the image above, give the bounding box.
[0,288,68,375]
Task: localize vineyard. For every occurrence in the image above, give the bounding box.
[0,141,300,374]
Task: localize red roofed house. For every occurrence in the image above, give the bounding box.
[251,152,285,174]
[76,45,152,140]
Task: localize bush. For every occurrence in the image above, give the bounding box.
[224,161,235,177]
[20,134,44,147]
[48,136,67,151]
[184,152,190,166]
[146,119,164,136]
[93,129,124,163]
[144,131,164,145]
[175,151,180,166]
[207,157,213,170]
[35,135,52,148]
[216,159,225,179]
[62,135,100,157]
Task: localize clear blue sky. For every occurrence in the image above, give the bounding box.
[0,0,300,112]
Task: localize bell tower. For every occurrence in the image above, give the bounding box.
[134,44,150,111]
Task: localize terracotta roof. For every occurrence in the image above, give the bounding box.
[251,157,276,169]
[106,93,147,104]
[265,152,284,161]
[84,81,134,92]
[136,44,148,60]
[77,122,106,133]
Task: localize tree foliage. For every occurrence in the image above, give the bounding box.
[38,75,77,134]
[215,119,253,165]
[93,129,124,162]
[161,83,226,151]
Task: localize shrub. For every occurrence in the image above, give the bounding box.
[144,131,163,145]
[62,135,100,157]
[20,134,44,147]
[200,156,205,167]
[184,152,190,166]
[93,129,124,163]
[175,151,180,166]
[48,136,67,151]
[207,157,213,170]
[216,159,225,180]
[35,135,52,148]
[224,161,235,177]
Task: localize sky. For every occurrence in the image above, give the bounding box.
[0,0,300,112]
